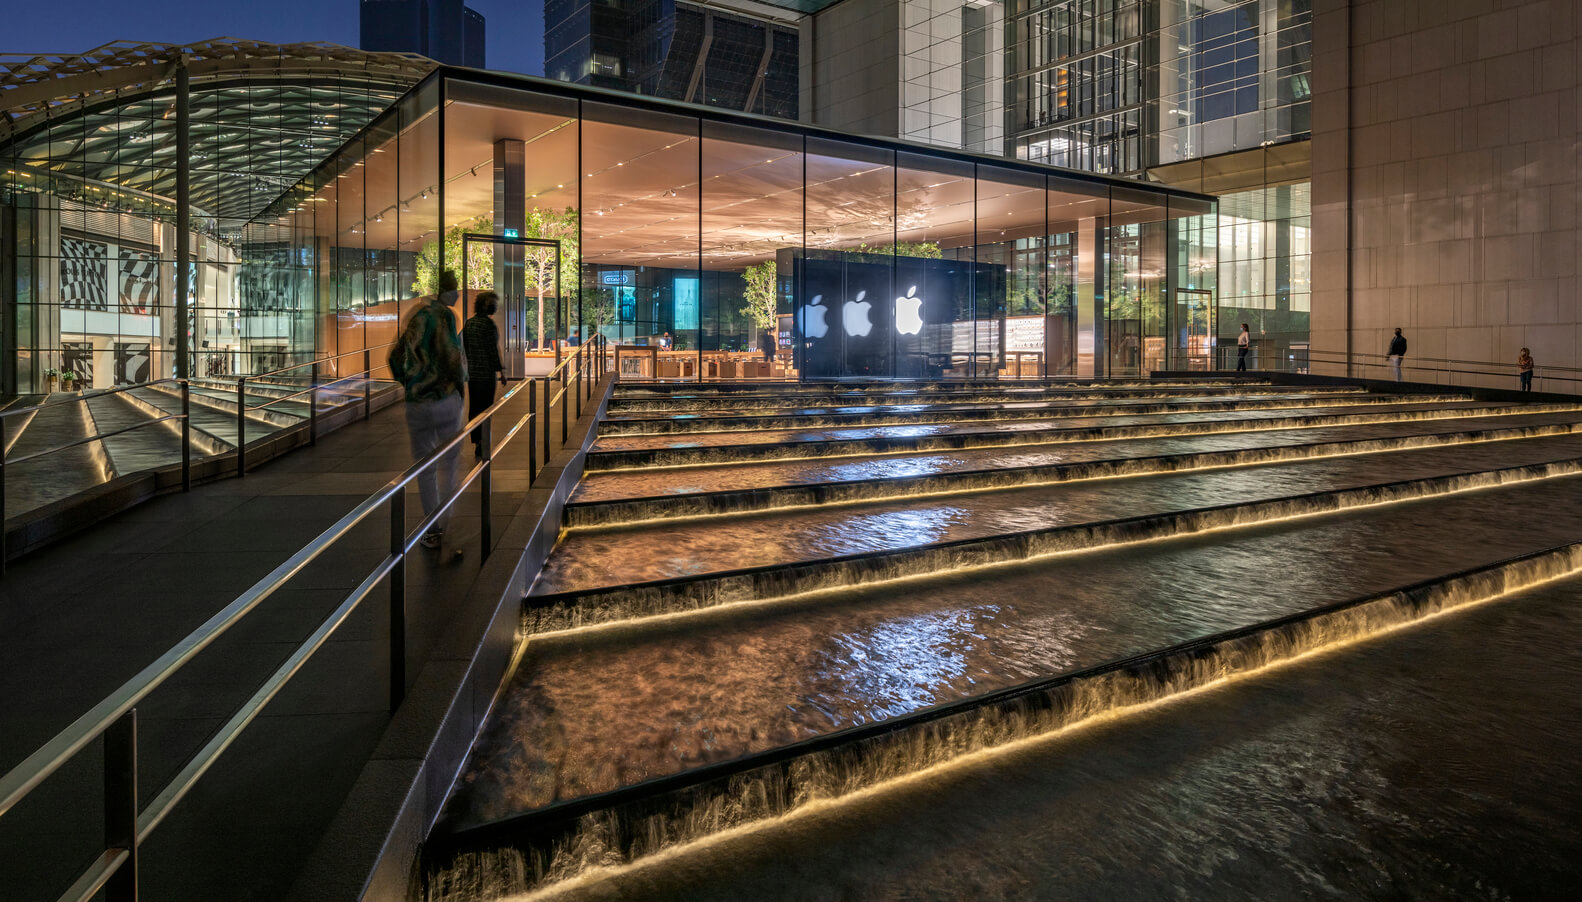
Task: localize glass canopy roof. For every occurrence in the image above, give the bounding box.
[0,39,434,236]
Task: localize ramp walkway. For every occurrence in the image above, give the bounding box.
[0,356,608,901]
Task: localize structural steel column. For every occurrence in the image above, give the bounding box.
[174,59,191,380]
[493,138,526,377]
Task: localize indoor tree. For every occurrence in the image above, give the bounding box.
[740,260,779,340]
[522,207,580,349]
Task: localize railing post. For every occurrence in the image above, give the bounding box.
[236,375,247,477]
[389,490,407,712]
[575,356,583,420]
[541,376,551,465]
[363,349,372,420]
[309,362,319,446]
[528,380,537,482]
[480,415,493,558]
[561,369,570,444]
[104,709,138,902]
[181,381,191,493]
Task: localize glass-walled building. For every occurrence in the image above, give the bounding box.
[0,40,432,394]
[253,69,1216,382]
[1006,0,1310,370]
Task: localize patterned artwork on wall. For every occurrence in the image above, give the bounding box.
[61,341,94,384]
[118,249,160,314]
[61,236,109,310]
[114,342,152,385]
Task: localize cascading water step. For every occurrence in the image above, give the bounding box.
[425,541,1582,898]
[582,399,1569,468]
[595,391,1473,437]
[543,434,1582,595]
[564,419,1582,527]
[572,407,1582,503]
[603,382,1366,414]
[418,377,1582,902]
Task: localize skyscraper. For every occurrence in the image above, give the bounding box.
[545,0,802,120]
[360,0,488,68]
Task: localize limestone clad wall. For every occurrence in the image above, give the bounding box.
[1311,0,1582,383]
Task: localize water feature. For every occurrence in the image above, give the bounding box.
[420,380,1581,900]
[427,544,1582,899]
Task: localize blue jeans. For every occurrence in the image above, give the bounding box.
[404,393,463,533]
[1521,370,1533,391]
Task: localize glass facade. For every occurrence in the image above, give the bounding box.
[1007,0,1309,367]
[1,62,419,393]
[247,71,1215,382]
[1009,0,1311,176]
[546,0,799,120]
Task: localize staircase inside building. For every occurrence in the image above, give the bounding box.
[418,377,1582,900]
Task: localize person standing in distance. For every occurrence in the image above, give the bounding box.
[1387,327,1407,381]
[462,290,506,459]
[1518,347,1534,392]
[1236,323,1251,372]
[389,269,467,556]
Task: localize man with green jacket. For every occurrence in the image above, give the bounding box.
[389,270,467,552]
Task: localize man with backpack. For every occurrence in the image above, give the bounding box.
[389,269,467,555]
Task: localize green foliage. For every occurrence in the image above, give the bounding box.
[522,207,581,347]
[409,207,581,347]
[740,260,779,331]
[853,241,943,259]
[411,217,496,295]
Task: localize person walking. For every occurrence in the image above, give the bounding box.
[389,269,467,555]
[1236,323,1251,372]
[462,290,506,458]
[1518,347,1534,391]
[1387,327,1407,381]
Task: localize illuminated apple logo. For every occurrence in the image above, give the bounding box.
[895,285,922,335]
[843,290,873,337]
[800,294,829,339]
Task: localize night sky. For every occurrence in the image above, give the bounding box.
[4,0,546,77]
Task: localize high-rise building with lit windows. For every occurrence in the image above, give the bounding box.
[545,0,803,120]
[1003,0,1314,366]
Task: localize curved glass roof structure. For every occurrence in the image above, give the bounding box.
[0,39,435,236]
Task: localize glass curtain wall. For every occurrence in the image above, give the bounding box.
[977,165,1047,377]
[240,71,1211,385]
[1,74,404,393]
[440,80,578,378]
[894,152,972,380]
[581,101,700,377]
[700,121,803,377]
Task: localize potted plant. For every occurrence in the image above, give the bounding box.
[59,370,78,392]
[44,368,59,392]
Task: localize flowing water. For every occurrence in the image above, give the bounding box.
[424,380,1582,900]
[448,569,1582,901]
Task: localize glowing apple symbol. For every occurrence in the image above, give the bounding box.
[895,285,922,335]
[843,290,873,338]
[800,294,829,339]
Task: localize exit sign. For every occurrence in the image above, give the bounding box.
[502,228,519,239]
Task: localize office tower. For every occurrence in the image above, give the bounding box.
[360,0,488,68]
[545,0,801,119]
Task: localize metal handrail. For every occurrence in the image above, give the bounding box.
[2,380,193,577]
[1218,346,1582,389]
[248,339,400,382]
[0,338,608,902]
[234,341,401,474]
[0,377,186,420]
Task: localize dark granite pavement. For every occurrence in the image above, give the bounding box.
[0,377,578,901]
